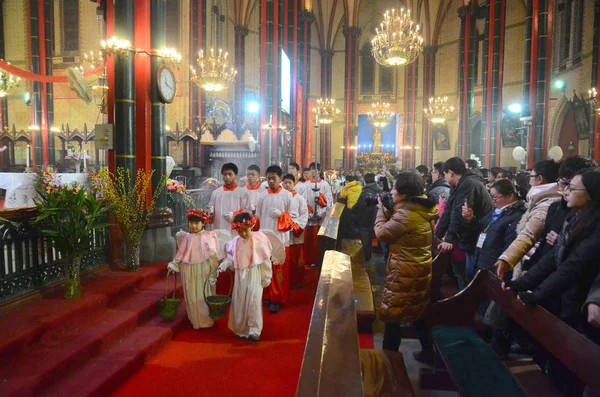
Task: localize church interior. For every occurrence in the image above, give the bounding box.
[1,0,600,396]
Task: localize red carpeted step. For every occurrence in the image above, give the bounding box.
[38,307,188,397]
[0,263,168,361]
[0,265,180,397]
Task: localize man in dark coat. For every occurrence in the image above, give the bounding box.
[353,173,381,261]
[428,161,451,203]
[435,157,493,288]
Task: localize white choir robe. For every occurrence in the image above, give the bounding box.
[227,259,273,338]
[256,188,296,247]
[241,184,265,214]
[208,186,244,230]
[290,192,309,244]
[297,178,333,220]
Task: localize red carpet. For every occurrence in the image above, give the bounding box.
[112,267,320,397]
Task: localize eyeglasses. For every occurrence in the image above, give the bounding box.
[529,174,539,178]
[491,195,503,201]
[565,185,586,193]
[557,178,570,187]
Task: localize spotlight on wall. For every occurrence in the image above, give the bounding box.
[554,80,566,91]
[24,91,31,106]
[247,101,260,114]
[508,103,522,114]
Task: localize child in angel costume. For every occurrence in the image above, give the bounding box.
[167,209,229,329]
[218,212,286,341]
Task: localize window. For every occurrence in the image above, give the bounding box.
[554,0,584,72]
[379,65,393,93]
[166,0,180,49]
[62,0,79,53]
[361,43,375,93]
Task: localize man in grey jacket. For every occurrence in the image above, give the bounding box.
[428,161,451,203]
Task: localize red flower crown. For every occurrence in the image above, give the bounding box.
[186,208,211,224]
[231,215,257,231]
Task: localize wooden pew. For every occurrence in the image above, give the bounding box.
[296,250,415,397]
[420,269,600,396]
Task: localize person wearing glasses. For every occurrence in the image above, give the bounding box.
[494,160,562,279]
[241,165,265,215]
[522,156,597,271]
[504,168,600,395]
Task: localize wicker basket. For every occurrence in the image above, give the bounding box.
[204,266,233,320]
[157,269,183,319]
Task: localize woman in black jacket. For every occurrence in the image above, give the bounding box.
[462,179,526,274]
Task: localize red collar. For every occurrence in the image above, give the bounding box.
[268,186,282,194]
[308,178,322,184]
[246,183,261,190]
[292,190,297,197]
[223,183,238,191]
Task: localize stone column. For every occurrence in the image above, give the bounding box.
[189,0,206,167]
[44,0,55,165]
[234,26,249,126]
[343,26,361,171]
[319,48,334,169]
[298,10,314,166]
[113,0,136,179]
[422,46,437,166]
[404,58,418,169]
[458,4,478,159]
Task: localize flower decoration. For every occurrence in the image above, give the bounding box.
[37,169,63,193]
[65,148,91,161]
[356,153,397,172]
[231,215,257,231]
[202,178,221,189]
[166,178,194,208]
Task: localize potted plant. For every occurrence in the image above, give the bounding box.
[93,167,165,272]
[34,183,110,299]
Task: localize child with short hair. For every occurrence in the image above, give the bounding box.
[167,209,223,329]
[218,213,285,341]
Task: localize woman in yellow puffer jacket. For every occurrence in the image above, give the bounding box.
[375,172,438,363]
[339,176,363,209]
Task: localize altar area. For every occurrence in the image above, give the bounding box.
[0,173,88,209]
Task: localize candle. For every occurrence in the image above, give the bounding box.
[26,144,30,168]
[83,150,87,171]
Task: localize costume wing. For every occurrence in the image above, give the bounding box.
[261,229,286,265]
[213,229,233,260]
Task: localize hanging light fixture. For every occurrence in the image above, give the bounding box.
[424,96,455,124]
[0,69,20,97]
[190,48,237,92]
[367,102,395,128]
[371,8,423,67]
[312,98,340,124]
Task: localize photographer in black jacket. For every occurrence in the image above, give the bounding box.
[353,173,382,262]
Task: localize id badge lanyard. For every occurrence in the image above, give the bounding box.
[477,211,503,248]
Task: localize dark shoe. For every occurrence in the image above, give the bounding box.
[249,334,260,342]
[268,301,280,313]
[412,350,434,365]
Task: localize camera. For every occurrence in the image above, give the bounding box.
[365,192,394,210]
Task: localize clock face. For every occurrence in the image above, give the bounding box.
[158,66,176,103]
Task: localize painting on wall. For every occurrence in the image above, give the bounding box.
[500,115,521,148]
[571,93,590,140]
[433,124,451,150]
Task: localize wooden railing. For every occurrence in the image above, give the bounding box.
[0,208,109,303]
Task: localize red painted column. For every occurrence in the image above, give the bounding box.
[37,0,49,167]
[319,48,333,168]
[527,0,539,169]
[235,26,248,126]
[134,1,151,179]
[343,26,361,171]
[106,0,115,174]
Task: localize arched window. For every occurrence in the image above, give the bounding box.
[553,0,584,72]
[61,0,79,54]
[360,43,375,94]
[379,64,393,93]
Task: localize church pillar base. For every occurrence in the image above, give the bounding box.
[140,208,176,264]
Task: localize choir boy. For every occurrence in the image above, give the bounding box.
[208,163,243,231]
[282,174,309,287]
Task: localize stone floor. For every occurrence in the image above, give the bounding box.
[365,252,459,397]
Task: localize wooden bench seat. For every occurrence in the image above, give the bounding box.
[420,269,600,396]
[360,349,415,397]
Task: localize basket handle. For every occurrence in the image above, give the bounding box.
[203,264,233,301]
[164,268,178,300]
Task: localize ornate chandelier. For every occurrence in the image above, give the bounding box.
[367,102,395,128]
[423,96,455,124]
[190,48,237,92]
[0,69,20,97]
[371,8,423,67]
[312,98,340,124]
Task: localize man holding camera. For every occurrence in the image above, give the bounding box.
[353,173,382,262]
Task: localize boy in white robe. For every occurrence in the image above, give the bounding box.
[257,165,297,313]
[218,213,284,341]
[167,209,222,329]
[282,174,309,287]
[208,163,243,231]
[241,164,264,215]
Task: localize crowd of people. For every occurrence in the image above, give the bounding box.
[167,154,599,396]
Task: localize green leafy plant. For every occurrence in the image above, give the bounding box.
[34,185,110,298]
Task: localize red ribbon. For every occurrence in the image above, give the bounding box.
[0,59,105,83]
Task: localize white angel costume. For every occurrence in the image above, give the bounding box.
[219,230,285,338]
[167,230,227,329]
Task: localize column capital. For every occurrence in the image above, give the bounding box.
[319,48,335,58]
[423,46,438,55]
[458,3,479,18]
[234,25,249,37]
[343,26,362,37]
[300,10,315,24]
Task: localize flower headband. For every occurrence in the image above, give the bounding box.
[187,208,211,224]
[231,215,257,231]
